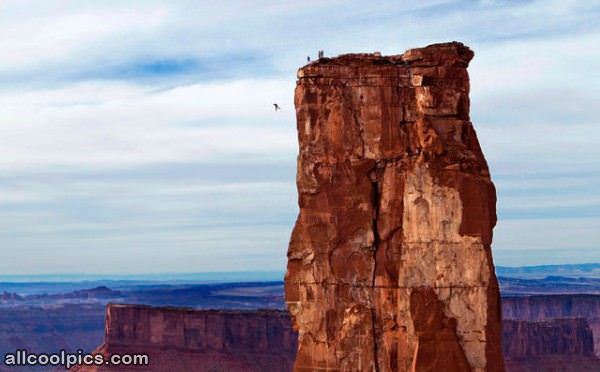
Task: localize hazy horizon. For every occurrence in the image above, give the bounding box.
[1,0,599,274]
[3,262,600,282]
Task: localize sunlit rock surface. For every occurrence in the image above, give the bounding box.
[285,42,505,372]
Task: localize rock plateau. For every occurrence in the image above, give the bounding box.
[71,304,297,372]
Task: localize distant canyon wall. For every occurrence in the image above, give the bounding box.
[72,304,296,372]
[503,318,595,358]
[502,318,600,372]
[503,294,600,358]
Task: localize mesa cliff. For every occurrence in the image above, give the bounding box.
[502,294,600,357]
[284,42,505,371]
[72,304,297,372]
[503,318,600,372]
[503,318,595,359]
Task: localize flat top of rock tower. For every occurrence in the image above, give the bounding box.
[299,41,473,76]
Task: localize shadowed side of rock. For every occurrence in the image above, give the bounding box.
[285,42,505,371]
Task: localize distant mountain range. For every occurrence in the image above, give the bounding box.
[497,263,600,279]
[1,264,600,289]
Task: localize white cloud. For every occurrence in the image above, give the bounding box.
[0,3,170,78]
[0,79,296,169]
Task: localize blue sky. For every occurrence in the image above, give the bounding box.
[0,0,599,274]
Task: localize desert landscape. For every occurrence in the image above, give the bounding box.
[1,1,598,372]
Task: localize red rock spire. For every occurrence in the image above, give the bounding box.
[285,42,505,372]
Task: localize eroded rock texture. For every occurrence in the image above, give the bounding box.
[284,42,505,372]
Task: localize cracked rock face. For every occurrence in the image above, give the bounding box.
[284,42,505,372]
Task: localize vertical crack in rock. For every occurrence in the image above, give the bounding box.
[370,167,382,372]
[285,42,505,372]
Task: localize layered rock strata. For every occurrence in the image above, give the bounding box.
[503,318,600,372]
[284,42,505,371]
[503,318,595,359]
[72,304,297,372]
[502,294,600,357]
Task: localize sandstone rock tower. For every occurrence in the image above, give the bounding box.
[285,42,505,372]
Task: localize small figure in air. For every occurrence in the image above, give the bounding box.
[307,56,311,62]
[273,103,280,111]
